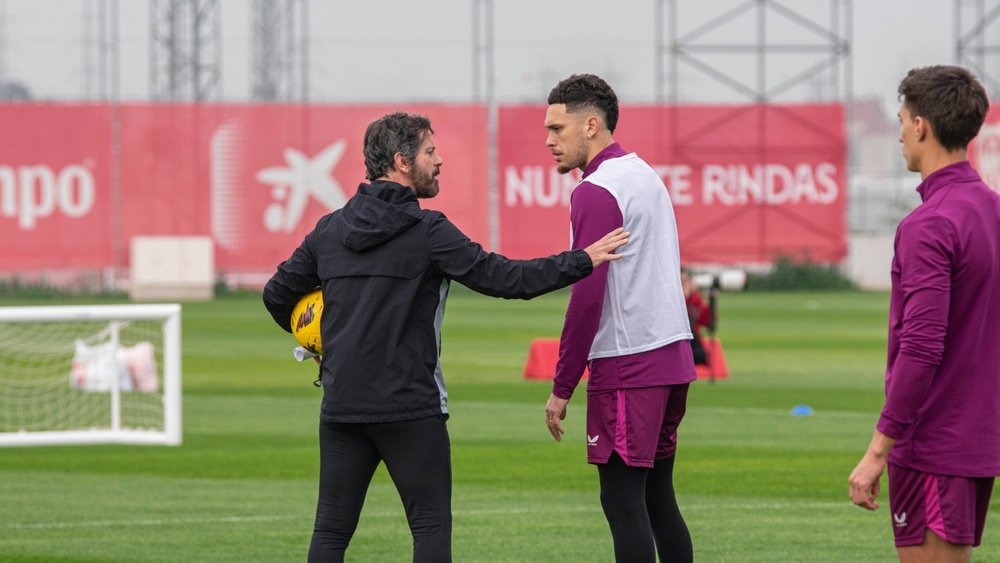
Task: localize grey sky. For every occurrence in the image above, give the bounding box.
[0,0,980,118]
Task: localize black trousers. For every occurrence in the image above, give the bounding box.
[308,415,452,563]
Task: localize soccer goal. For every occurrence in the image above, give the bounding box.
[0,303,181,447]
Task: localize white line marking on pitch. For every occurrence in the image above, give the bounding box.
[4,500,850,530]
[3,514,299,530]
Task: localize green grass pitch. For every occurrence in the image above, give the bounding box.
[1,288,998,561]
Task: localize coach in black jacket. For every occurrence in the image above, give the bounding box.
[263,112,626,563]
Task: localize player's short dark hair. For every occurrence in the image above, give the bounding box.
[548,74,620,133]
[898,65,989,151]
[363,112,434,181]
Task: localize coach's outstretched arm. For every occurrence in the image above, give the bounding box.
[427,215,628,299]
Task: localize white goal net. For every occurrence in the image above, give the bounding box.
[0,304,181,447]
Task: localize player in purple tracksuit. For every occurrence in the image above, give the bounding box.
[542,74,697,562]
[849,66,1000,562]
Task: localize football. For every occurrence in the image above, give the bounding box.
[291,289,323,354]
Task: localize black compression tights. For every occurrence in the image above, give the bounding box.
[597,453,693,563]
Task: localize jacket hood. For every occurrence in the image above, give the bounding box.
[338,181,423,251]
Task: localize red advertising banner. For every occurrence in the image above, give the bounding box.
[117,104,487,274]
[0,104,114,269]
[2,102,845,279]
[499,104,846,263]
[1,104,487,274]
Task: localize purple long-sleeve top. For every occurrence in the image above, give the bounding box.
[877,161,1000,477]
[552,144,695,400]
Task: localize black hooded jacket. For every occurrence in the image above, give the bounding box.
[263,180,593,423]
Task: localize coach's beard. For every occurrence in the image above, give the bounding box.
[413,168,440,199]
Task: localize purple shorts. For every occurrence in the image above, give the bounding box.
[585,384,689,468]
[887,464,995,547]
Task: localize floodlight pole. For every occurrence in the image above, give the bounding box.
[150,0,221,101]
[300,0,309,103]
[655,0,851,103]
[473,0,498,252]
[251,0,308,102]
[96,0,123,287]
[955,0,1000,97]
[0,0,6,89]
[83,0,95,99]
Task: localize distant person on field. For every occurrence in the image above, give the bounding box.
[542,74,696,563]
[682,270,715,366]
[848,65,1000,563]
[263,111,628,563]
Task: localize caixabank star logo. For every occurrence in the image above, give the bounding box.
[210,120,350,253]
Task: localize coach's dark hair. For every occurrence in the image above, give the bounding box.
[363,112,434,181]
[548,74,619,133]
[898,65,989,151]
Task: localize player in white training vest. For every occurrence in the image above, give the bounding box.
[543,74,697,563]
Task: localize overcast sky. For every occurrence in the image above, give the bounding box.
[0,0,990,118]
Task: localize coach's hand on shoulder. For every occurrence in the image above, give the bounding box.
[584,228,629,267]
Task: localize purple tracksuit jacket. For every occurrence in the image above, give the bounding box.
[877,161,1000,477]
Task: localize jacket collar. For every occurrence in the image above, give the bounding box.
[917,161,980,202]
[582,143,627,179]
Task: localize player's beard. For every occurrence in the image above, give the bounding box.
[556,137,588,174]
[412,166,440,199]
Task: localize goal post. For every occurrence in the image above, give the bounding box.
[0,303,182,447]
